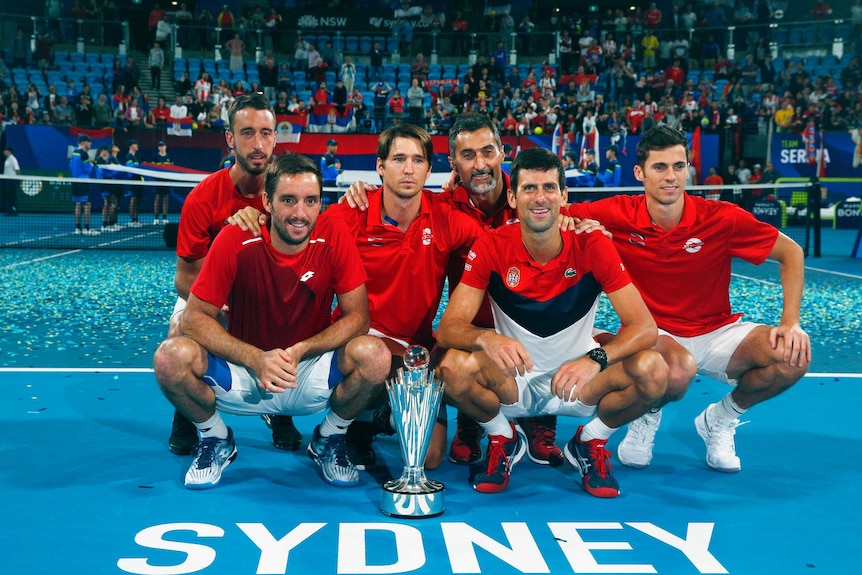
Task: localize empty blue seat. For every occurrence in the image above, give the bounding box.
[332,36,344,51]
[359,36,373,52]
[345,35,359,52]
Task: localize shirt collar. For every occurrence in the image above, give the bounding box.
[635,193,696,230]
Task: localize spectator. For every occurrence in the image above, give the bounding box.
[369,40,385,82]
[148,2,166,44]
[259,57,278,103]
[92,93,112,128]
[155,13,172,46]
[148,41,165,92]
[152,96,170,125]
[122,56,141,93]
[52,95,75,126]
[225,33,245,73]
[451,10,469,57]
[410,53,430,83]
[216,4,235,44]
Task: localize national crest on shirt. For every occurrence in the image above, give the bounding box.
[506,266,520,288]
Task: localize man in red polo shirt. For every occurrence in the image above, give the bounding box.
[568,125,810,473]
[168,93,302,456]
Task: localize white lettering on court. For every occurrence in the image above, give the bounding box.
[237,522,326,575]
[337,523,426,574]
[441,522,550,573]
[117,523,223,575]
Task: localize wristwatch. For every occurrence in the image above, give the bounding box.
[585,347,608,371]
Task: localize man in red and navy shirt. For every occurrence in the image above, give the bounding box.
[437,147,666,498]
[568,125,810,474]
[154,153,390,491]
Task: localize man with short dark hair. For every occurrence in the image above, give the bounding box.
[320,139,341,187]
[70,134,96,235]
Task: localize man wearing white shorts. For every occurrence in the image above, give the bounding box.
[153,154,389,490]
[437,148,667,499]
[571,125,811,473]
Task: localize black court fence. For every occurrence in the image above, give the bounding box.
[0,174,827,254]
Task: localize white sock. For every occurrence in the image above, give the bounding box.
[710,393,746,422]
[480,411,513,438]
[320,411,353,437]
[580,417,618,442]
[195,411,228,440]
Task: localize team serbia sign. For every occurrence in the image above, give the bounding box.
[117,521,728,574]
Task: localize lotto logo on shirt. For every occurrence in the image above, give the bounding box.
[422,227,432,246]
[506,266,520,288]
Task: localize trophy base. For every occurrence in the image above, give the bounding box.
[380,480,445,519]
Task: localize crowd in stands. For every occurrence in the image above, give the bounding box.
[2,0,861,153]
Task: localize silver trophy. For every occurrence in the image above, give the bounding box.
[380,345,446,518]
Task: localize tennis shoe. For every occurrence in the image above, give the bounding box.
[184,428,237,489]
[471,422,525,494]
[345,420,377,470]
[515,415,565,466]
[307,425,359,487]
[695,404,744,472]
[449,412,485,465]
[564,426,620,498]
[262,414,302,451]
[617,409,662,469]
[168,410,199,455]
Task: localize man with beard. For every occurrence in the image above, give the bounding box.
[153,153,390,489]
[166,93,303,458]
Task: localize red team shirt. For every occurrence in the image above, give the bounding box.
[176,169,267,261]
[324,188,482,349]
[461,224,631,373]
[438,172,518,328]
[568,195,778,338]
[190,218,366,351]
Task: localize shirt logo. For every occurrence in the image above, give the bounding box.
[422,227,432,246]
[506,266,520,288]
[628,232,646,247]
[467,250,477,260]
[564,268,576,278]
[683,237,704,253]
[300,271,315,282]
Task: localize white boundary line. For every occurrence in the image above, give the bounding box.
[759,258,862,280]
[1,249,81,269]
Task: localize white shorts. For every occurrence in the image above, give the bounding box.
[203,350,342,416]
[500,370,597,419]
[661,320,759,385]
[171,296,185,319]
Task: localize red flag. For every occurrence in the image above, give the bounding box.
[690,126,702,185]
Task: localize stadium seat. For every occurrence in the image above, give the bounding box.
[359,36,373,52]
[386,38,399,53]
[428,64,441,80]
[332,36,344,51]
[345,35,359,52]
[54,50,69,63]
[69,52,84,63]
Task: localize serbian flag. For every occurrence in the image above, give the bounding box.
[804,121,817,165]
[306,104,355,134]
[817,129,827,178]
[68,127,113,159]
[688,126,702,185]
[169,117,194,137]
[551,122,565,158]
[276,114,303,143]
[579,125,600,169]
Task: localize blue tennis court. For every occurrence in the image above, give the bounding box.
[2,231,861,575]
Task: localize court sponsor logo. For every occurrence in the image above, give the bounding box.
[117,521,729,574]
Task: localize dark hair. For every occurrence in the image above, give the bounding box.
[264,153,323,198]
[227,92,276,133]
[377,123,434,164]
[509,147,566,193]
[447,112,502,156]
[636,125,688,167]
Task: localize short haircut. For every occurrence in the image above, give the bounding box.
[636,125,689,167]
[448,112,502,156]
[510,147,566,194]
[227,92,275,133]
[264,153,323,198]
[377,123,434,164]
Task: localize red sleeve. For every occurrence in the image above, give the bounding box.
[189,226,241,308]
[727,206,779,264]
[460,232,496,291]
[327,218,368,295]
[176,190,216,260]
[582,230,631,294]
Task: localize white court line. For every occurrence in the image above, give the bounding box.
[0,368,859,378]
[759,258,862,280]
[1,249,81,269]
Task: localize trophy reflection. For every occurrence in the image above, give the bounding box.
[380,345,445,518]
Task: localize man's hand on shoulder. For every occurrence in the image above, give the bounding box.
[227,206,266,236]
[338,180,376,210]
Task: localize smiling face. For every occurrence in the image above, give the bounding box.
[508,168,566,234]
[634,144,689,207]
[264,172,321,253]
[450,126,504,199]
